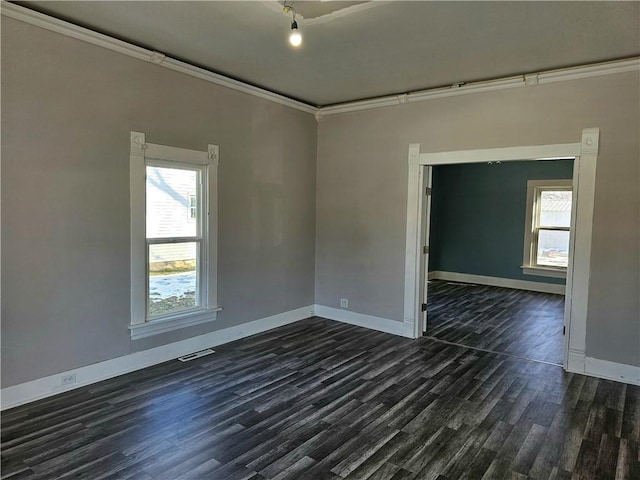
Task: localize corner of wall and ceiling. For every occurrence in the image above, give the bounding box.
[1,1,638,121]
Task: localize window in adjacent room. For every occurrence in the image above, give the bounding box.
[522,179,573,278]
[129,132,220,339]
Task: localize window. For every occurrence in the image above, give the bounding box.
[188,194,197,220]
[147,164,202,318]
[522,179,572,278]
[129,132,220,339]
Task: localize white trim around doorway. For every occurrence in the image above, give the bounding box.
[403,128,600,374]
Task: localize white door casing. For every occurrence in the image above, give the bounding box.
[420,167,433,333]
[403,128,599,373]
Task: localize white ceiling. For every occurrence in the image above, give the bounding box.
[15,1,640,106]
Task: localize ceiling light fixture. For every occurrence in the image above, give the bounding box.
[282,2,302,47]
[289,19,302,47]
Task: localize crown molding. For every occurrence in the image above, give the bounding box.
[539,59,640,84]
[319,58,640,116]
[3,1,638,119]
[0,1,319,115]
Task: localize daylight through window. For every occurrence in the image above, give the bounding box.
[535,190,572,267]
[523,179,572,278]
[129,132,219,339]
[146,164,203,318]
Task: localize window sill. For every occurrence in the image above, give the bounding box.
[521,265,567,279]
[129,307,223,340]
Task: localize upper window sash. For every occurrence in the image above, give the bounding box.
[533,186,572,226]
[145,159,205,242]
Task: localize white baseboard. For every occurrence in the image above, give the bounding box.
[403,321,418,339]
[4,302,637,409]
[567,349,586,373]
[430,271,566,295]
[566,350,640,386]
[584,357,640,386]
[314,305,412,338]
[1,305,314,410]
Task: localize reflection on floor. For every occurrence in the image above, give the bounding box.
[426,280,564,365]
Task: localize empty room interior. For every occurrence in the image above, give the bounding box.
[1,2,639,479]
[425,159,575,366]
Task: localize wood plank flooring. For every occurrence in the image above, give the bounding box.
[426,281,565,365]
[2,317,639,480]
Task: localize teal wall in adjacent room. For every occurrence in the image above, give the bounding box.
[428,159,575,285]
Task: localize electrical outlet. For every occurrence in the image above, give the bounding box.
[340,298,348,309]
[61,374,76,386]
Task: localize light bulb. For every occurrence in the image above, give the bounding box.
[289,30,302,47]
[289,20,302,47]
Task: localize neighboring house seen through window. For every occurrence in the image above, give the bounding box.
[129,132,219,339]
[189,194,197,220]
[522,179,572,278]
[146,163,202,318]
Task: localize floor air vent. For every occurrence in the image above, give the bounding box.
[178,349,215,362]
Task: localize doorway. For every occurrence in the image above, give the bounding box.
[403,129,600,373]
[422,160,573,365]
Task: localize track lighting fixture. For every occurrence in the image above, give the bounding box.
[282,1,302,47]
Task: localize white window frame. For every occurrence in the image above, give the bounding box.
[129,131,220,339]
[522,179,573,279]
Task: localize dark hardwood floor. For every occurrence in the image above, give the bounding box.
[426,280,565,365]
[2,317,639,480]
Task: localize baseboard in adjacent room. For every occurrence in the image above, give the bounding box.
[430,271,565,295]
[0,305,314,410]
[314,305,412,339]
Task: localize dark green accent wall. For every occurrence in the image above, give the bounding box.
[428,160,574,285]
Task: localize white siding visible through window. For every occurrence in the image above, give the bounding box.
[522,179,573,278]
[189,195,197,220]
[145,163,203,318]
[146,166,198,265]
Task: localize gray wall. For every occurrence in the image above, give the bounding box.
[1,18,317,387]
[429,160,574,285]
[316,72,640,367]
[3,16,640,389]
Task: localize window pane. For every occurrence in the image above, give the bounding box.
[148,242,198,317]
[539,190,572,227]
[537,230,570,267]
[146,166,198,238]
[189,195,197,220]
